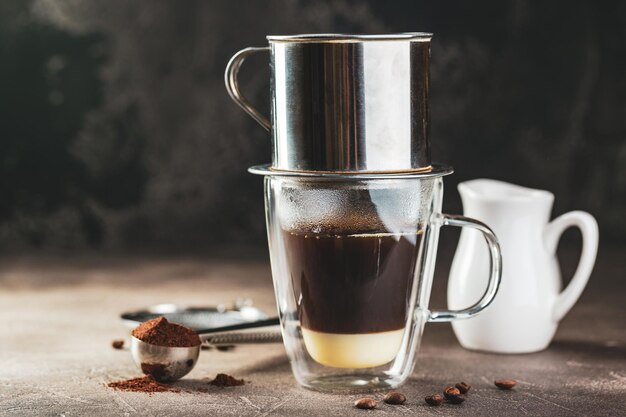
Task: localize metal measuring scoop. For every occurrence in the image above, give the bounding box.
[130,317,281,381]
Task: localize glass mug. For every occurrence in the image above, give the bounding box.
[251,165,502,392]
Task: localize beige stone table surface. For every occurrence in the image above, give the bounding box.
[0,247,625,417]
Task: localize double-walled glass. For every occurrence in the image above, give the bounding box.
[254,166,502,392]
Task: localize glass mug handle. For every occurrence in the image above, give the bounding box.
[428,214,502,322]
[224,47,271,132]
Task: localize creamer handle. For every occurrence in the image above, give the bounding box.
[544,211,598,321]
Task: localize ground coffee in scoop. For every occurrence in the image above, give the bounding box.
[132,317,201,347]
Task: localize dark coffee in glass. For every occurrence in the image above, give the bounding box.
[283,228,423,368]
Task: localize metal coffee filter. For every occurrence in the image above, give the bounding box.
[226,33,434,173]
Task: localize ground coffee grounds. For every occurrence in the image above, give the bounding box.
[107,376,180,394]
[132,317,201,347]
[208,373,245,387]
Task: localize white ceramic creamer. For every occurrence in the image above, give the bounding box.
[448,179,598,353]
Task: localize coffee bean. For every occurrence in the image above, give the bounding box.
[447,393,465,404]
[455,381,471,394]
[383,391,406,405]
[443,385,461,399]
[424,394,443,406]
[354,397,377,409]
[443,386,465,404]
[494,379,517,390]
[111,339,124,350]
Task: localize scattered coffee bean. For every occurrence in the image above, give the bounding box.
[494,379,517,390]
[424,394,443,406]
[455,381,471,394]
[443,386,461,399]
[447,393,466,404]
[443,386,465,404]
[383,391,406,405]
[111,339,124,350]
[354,397,377,409]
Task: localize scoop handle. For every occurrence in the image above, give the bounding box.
[202,331,283,346]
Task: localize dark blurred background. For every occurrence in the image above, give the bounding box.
[1,0,624,254]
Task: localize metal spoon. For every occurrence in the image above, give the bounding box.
[130,317,281,381]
